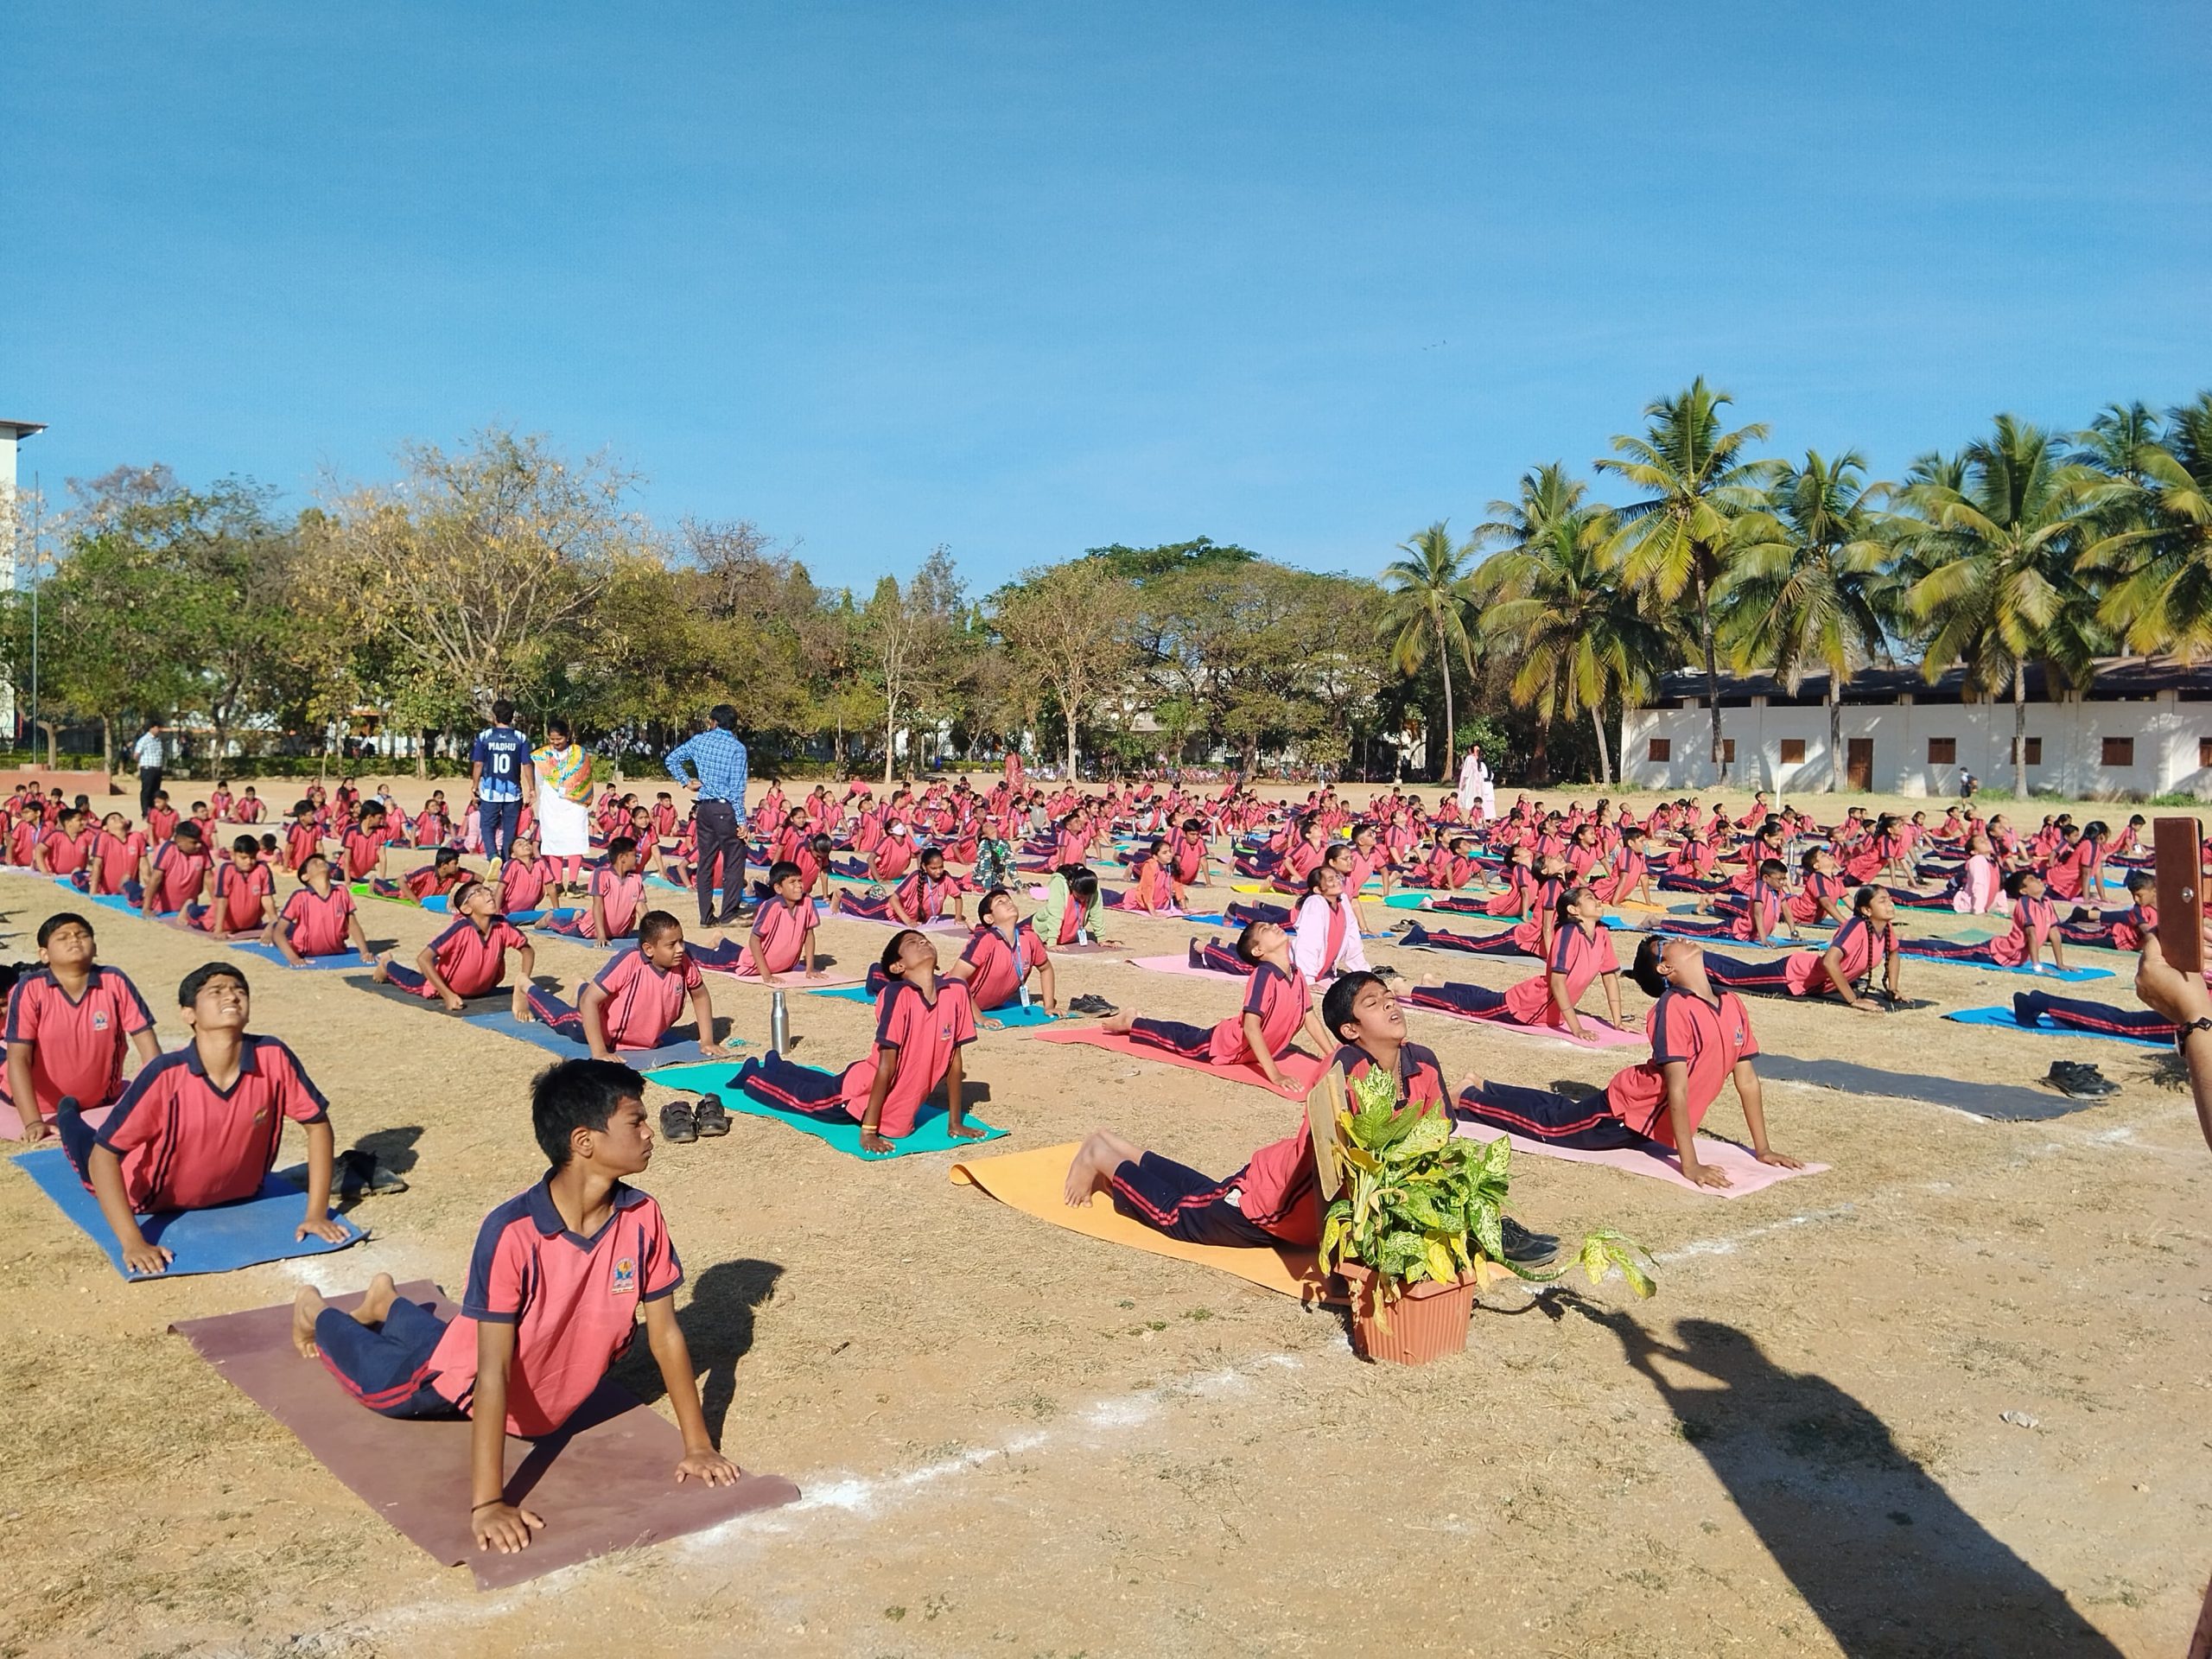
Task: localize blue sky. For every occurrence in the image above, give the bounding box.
[8,3,2209,592]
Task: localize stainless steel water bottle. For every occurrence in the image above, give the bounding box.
[770,988,790,1053]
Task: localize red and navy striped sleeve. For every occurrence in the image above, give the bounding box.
[875,980,913,1046]
[462,1194,537,1323]
[1242,963,1276,1017]
[1649,992,1688,1067]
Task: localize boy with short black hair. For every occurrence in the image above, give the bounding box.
[526,912,735,1061]
[200,834,279,938]
[293,1058,741,1554]
[59,962,345,1274]
[3,912,160,1143]
[136,821,213,921]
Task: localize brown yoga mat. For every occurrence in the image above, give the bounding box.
[171,1281,798,1589]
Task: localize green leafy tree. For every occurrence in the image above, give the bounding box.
[1473,466,1670,785]
[1899,416,2105,794]
[993,559,1139,779]
[1376,522,1479,782]
[2082,392,2212,662]
[1719,450,1901,791]
[1594,378,1781,785]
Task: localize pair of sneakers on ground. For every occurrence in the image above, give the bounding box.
[659,1094,730,1143]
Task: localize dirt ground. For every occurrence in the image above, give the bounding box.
[1,774,2207,1657]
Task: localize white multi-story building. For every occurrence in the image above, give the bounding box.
[1621,658,2212,800]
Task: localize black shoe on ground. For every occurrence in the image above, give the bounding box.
[660,1099,699,1143]
[693,1092,731,1137]
[1501,1215,1560,1266]
[337,1147,410,1198]
[2045,1060,2118,1098]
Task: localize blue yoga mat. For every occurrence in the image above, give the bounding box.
[86,891,162,920]
[461,1008,738,1071]
[1901,956,2112,982]
[226,939,365,971]
[415,894,577,924]
[643,1062,1007,1160]
[11,1151,365,1280]
[1944,1005,2167,1047]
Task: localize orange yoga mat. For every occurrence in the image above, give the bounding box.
[950,1141,1344,1305]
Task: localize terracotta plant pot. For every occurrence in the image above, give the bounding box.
[1335,1262,1478,1365]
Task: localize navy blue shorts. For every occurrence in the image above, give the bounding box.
[315,1296,461,1418]
[1108,1153,1277,1247]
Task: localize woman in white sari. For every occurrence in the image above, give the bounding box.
[531,716,594,890]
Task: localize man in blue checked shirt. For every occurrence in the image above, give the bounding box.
[665,703,750,927]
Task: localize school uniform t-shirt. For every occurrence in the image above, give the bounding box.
[1784,915,1888,997]
[1209,962,1309,1067]
[838,978,977,1137]
[743,896,815,976]
[958,921,1046,1009]
[423,1179,683,1436]
[1236,1041,1448,1243]
[146,842,211,912]
[429,917,528,997]
[3,965,156,1118]
[591,868,645,938]
[590,948,704,1050]
[201,861,275,932]
[279,885,359,957]
[1503,923,1618,1026]
[94,1035,329,1211]
[1603,989,1758,1147]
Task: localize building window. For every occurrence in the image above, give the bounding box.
[1722,739,1737,764]
[1778,739,1806,764]
[2200,738,2212,770]
[2024,737,2043,766]
[2102,735,2134,767]
[1648,738,1671,762]
[1927,737,1956,766]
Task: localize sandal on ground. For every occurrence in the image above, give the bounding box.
[693,1092,731,1137]
[660,1098,699,1143]
[336,1147,410,1198]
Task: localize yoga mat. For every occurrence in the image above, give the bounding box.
[1943,1005,2170,1048]
[1126,953,1243,981]
[1895,955,2113,982]
[702,963,868,988]
[227,939,367,971]
[1382,892,1433,910]
[86,892,165,920]
[461,1009,735,1072]
[1753,1053,2094,1122]
[804,985,1056,1027]
[343,975,514,1015]
[949,1142,1342,1305]
[170,1283,799,1588]
[1030,1025,1325,1097]
[1399,999,1647,1050]
[648,1062,1006,1158]
[1452,1120,1827,1199]
[834,912,969,933]
[10,1150,365,1279]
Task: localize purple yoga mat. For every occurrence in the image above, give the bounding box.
[170,1281,798,1588]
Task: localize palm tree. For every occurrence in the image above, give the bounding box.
[1718,450,1901,791]
[1595,378,1781,785]
[1473,468,1672,785]
[2082,391,2212,660]
[1899,416,2105,794]
[1377,522,1480,782]
[2076,400,2164,486]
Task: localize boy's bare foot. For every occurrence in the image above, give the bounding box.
[1063,1129,1136,1205]
[356,1271,400,1326]
[291,1286,327,1357]
[370,958,390,984]
[1101,1011,1135,1034]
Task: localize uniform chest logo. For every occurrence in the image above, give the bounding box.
[611,1255,637,1295]
[91,1010,110,1032]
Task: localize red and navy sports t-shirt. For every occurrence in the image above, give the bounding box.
[2,965,156,1119]
[1503,921,1618,1024]
[1209,960,1309,1066]
[1234,1041,1450,1244]
[146,842,211,911]
[841,976,976,1137]
[202,860,275,932]
[95,1034,329,1211]
[1603,988,1759,1147]
[420,1179,683,1436]
[744,895,814,975]
[958,920,1046,1008]
[279,885,358,957]
[590,947,704,1049]
[429,916,527,997]
[591,867,645,936]
[1784,914,1890,996]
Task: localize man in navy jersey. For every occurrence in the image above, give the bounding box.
[468,699,536,867]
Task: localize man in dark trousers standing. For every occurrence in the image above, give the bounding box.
[664,703,749,928]
[131,723,166,820]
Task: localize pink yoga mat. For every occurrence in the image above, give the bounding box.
[696,960,868,988]
[170,1282,798,1589]
[1125,954,1338,987]
[1454,1121,1827,1198]
[1031,1025,1325,1097]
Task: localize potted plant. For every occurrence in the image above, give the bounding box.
[1315,1065,1655,1365]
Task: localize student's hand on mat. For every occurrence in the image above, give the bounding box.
[1754,1148,1805,1169]
[440,990,467,1014]
[701,1040,734,1059]
[357,949,376,965]
[14,1116,54,1145]
[122,1238,175,1274]
[472,1500,544,1554]
[858,1128,896,1154]
[674,1448,741,1486]
[1681,1160,1734,1190]
[298,1215,352,1243]
[980,1016,1004,1031]
[948,1122,988,1141]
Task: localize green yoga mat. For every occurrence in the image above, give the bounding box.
[641,1062,1008,1159]
[806,985,1058,1027]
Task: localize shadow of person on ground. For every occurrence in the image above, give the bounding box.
[1572,1300,2123,1657]
[613,1257,783,1441]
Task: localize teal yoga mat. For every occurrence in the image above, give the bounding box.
[807,984,1058,1026]
[11,1152,365,1280]
[642,1062,1007,1159]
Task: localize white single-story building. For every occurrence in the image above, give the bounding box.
[1620,658,2212,800]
